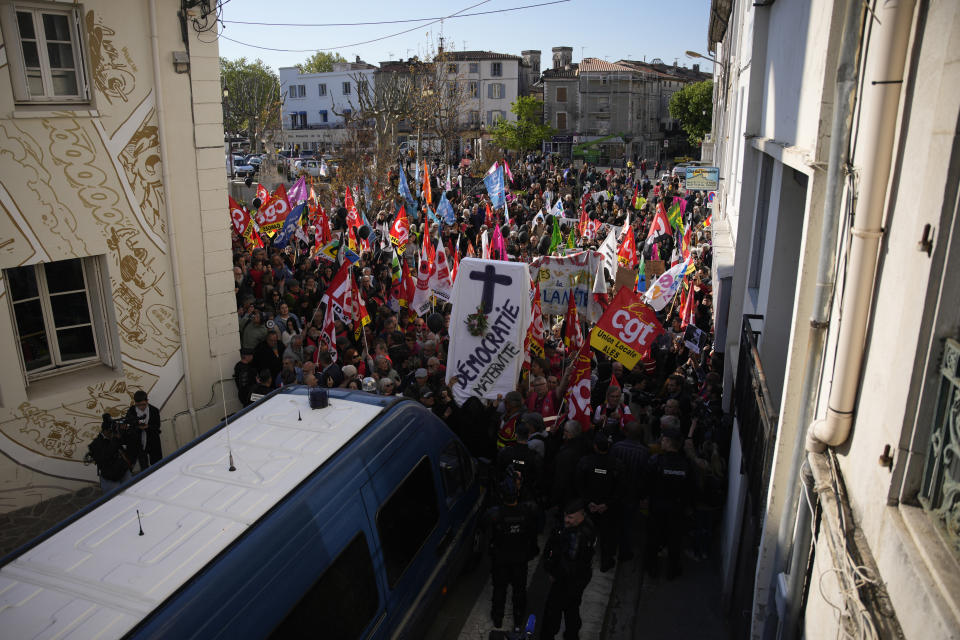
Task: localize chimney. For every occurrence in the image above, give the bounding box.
[693,64,700,72]
[355,55,361,64]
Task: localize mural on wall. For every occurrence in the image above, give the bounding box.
[0,11,185,476]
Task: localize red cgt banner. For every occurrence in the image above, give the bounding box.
[589,287,664,369]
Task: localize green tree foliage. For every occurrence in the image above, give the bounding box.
[668,79,713,145]
[490,96,554,153]
[220,58,284,152]
[297,52,347,74]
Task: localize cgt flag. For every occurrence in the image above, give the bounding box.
[589,287,664,369]
[389,205,410,254]
[562,340,594,430]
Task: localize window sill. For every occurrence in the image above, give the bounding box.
[25,362,123,403]
[11,105,99,119]
[892,504,960,633]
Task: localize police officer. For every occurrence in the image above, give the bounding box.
[643,422,693,578]
[576,433,625,572]
[495,419,543,504]
[482,475,539,630]
[541,499,596,640]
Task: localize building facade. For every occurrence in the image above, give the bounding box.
[540,46,710,165]
[278,59,377,153]
[440,50,523,128]
[0,0,237,512]
[709,0,960,637]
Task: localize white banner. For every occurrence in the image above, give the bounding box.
[446,258,531,404]
[530,251,602,323]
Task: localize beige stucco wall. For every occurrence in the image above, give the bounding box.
[0,0,238,513]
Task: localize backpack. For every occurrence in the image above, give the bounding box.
[87,435,129,482]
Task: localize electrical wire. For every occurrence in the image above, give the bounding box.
[222,0,571,27]
[212,0,492,52]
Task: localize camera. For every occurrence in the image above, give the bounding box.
[101,413,133,435]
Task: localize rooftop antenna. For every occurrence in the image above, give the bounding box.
[216,354,237,472]
[136,509,144,536]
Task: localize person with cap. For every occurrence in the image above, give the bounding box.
[643,418,693,579]
[249,368,274,403]
[541,499,597,640]
[418,387,436,409]
[576,433,626,572]
[339,364,359,388]
[233,348,257,406]
[402,367,430,399]
[124,389,162,471]
[482,473,540,631]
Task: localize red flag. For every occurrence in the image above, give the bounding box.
[704,214,712,228]
[400,258,415,308]
[350,273,371,339]
[316,203,332,244]
[228,196,251,237]
[580,191,591,214]
[563,341,594,430]
[681,225,693,261]
[389,205,410,254]
[256,183,269,204]
[485,201,495,227]
[503,158,514,184]
[421,220,436,268]
[681,283,696,328]
[563,290,583,350]
[256,184,291,235]
[646,202,673,242]
[451,236,461,283]
[422,161,432,206]
[617,226,638,269]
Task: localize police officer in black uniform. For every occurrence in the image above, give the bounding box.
[495,419,543,504]
[482,475,539,630]
[643,424,693,578]
[576,433,625,572]
[541,499,596,640]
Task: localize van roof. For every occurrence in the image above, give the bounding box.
[0,389,388,639]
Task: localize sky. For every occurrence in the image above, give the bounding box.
[214,0,714,73]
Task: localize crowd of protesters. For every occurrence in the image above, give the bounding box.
[231,151,729,637]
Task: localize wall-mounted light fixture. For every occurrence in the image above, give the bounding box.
[172,51,190,74]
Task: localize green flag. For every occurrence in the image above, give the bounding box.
[567,226,576,249]
[390,247,402,287]
[667,203,684,232]
[549,216,562,253]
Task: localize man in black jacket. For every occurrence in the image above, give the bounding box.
[541,499,596,640]
[124,390,162,472]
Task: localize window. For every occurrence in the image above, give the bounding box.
[289,84,305,98]
[556,86,567,102]
[489,83,504,99]
[2,2,89,103]
[557,112,567,129]
[269,533,379,639]
[447,63,457,74]
[318,83,327,96]
[469,62,479,74]
[487,110,506,126]
[469,110,480,125]
[447,82,457,98]
[490,62,502,77]
[748,154,775,290]
[377,457,439,587]
[439,441,474,503]
[319,110,328,123]
[358,78,368,95]
[342,81,351,94]
[7,257,116,379]
[468,81,478,98]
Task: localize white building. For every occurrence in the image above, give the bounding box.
[709,0,960,637]
[278,59,377,152]
[0,0,238,512]
[440,51,522,128]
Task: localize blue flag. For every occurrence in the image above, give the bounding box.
[483,164,506,209]
[273,203,305,250]
[426,205,439,224]
[551,197,565,217]
[437,190,456,225]
[398,165,418,219]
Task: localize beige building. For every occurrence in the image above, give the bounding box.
[0,0,237,513]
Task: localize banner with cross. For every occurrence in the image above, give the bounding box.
[445,258,531,404]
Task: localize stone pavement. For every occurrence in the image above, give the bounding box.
[0,486,101,558]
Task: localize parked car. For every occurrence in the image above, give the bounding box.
[226,154,255,179]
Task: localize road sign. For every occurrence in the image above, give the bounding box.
[707,190,717,209]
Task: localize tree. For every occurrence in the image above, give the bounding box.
[668,80,713,145]
[220,57,283,152]
[489,96,554,154]
[297,52,347,74]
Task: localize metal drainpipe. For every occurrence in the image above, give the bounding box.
[149,0,199,437]
[768,0,864,635]
[809,0,917,450]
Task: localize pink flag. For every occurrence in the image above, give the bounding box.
[491,223,508,261]
[288,176,309,204]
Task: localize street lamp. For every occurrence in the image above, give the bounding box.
[685,50,720,65]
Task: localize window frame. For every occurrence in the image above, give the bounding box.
[468,81,478,98]
[2,0,91,105]
[490,61,502,77]
[556,86,567,102]
[318,83,327,96]
[342,81,351,95]
[6,256,117,383]
[556,111,567,130]
[490,83,504,100]
[319,109,328,123]
[446,63,458,74]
